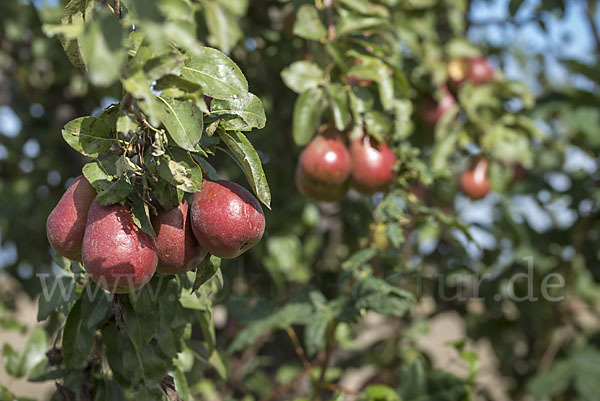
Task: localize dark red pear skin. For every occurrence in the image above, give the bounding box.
[468,57,495,85]
[152,201,207,275]
[46,176,96,261]
[295,166,349,202]
[419,86,456,127]
[191,180,265,259]
[460,158,491,200]
[296,127,351,201]
[350,136,397,195]
[82,200,158,293]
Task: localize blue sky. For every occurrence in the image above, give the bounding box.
[469,0,600,88]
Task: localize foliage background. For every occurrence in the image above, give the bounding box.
[1,0,600,400]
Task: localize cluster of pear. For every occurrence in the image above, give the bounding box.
[46,177,265,293]
[417,57,496,200]
[419,56,496,127]
[295,126,398,202]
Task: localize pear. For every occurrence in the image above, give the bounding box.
[152,201,207,274]
[82,200,158,293]
[191,180,265,259]
[46,176,96,261]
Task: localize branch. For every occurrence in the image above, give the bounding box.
[323,0,336,41]
[585,1,600,57]
[160,375,183,401]
[114,0,122,18]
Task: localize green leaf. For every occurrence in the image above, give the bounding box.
[122,70,163,127]
[4,327,47,379]
[327,83,351,131]
[93,379,126,401]
[181,47,248,100]
[293,5,327,41]
[364,110,393,142]
[347,53,394,110]
[143,52,185,82]
[2,344,20,378]
[115,154,142,177]
[80,12,126,87]
[281,61,325,94]
[81,282,113,330]
[156,280,186,358]
[229,301,314,353]
[303,310,331,357]
[211,93,267,131]
[116,113,138,135]
[215,0,248,15]
[130,194,157,238]
[156,148,203,193]
[204,2,243,54]
[37,275,78,321]
[58,0,95,71]
[397,361,426,400]
[62,299,95,369]
[192,255,221,292]
[83,155,133,205]
[126,0,162,21]
[359,385,400,401]
[155,74,202,93]
[336,12,388,36]
[342,249,376,270]
[157,95,204,151]
[62,116,113,157]
[338,0,389,17]
[171,368,191,401]
[431,131,458,172]
[292,87,327,146]
[480,125,533,166]
[122,299,159,352]
[218,130,271,208]
[398,360,472,401]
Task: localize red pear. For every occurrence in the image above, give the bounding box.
[46,176,96,261]
[460,158,491,200]
[191,180,265,259]
[419,86,456,127]
[296,127,351,202]
[468,57,495,85]
[152,201,207,275]
[295,167,349,202]
[82,200,158,293]
[350,135,397,195]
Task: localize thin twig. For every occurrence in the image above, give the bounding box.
[313,321,338,401]
[323,0,336,41]
[537,327,569,373]
[287,327,313,373]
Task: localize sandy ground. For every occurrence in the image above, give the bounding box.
[0,281,55,401]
